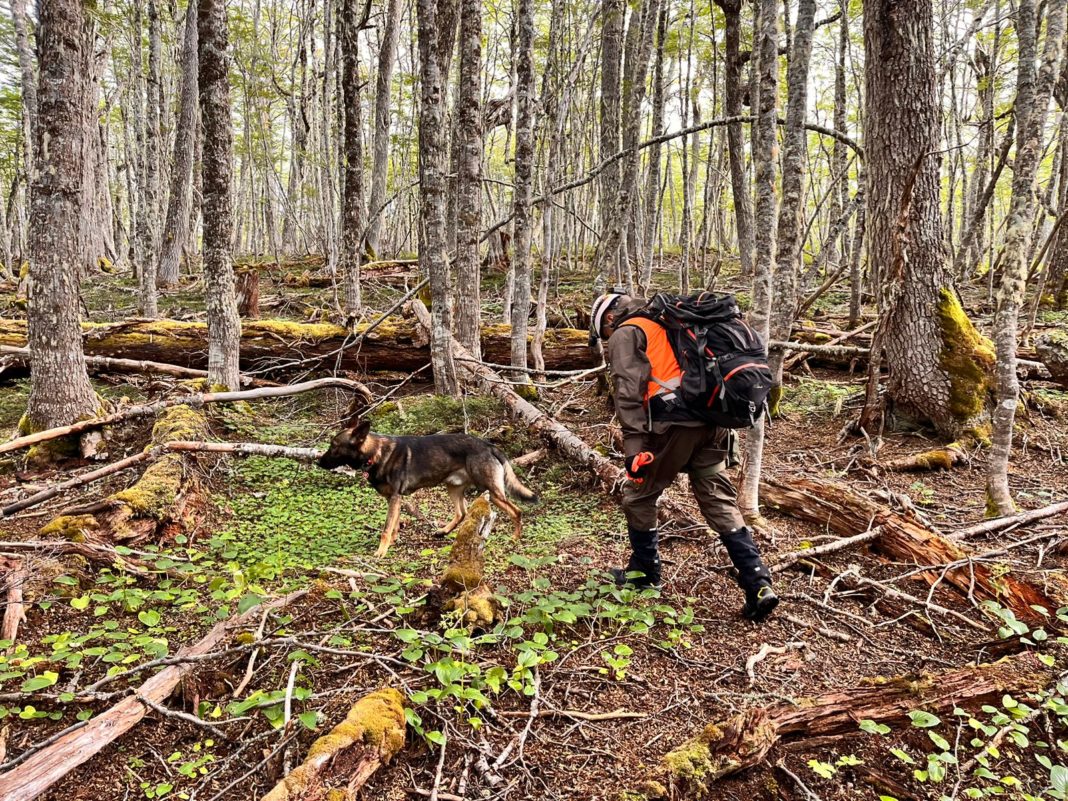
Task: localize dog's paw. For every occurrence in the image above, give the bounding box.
[433,529,448,538]
[373,546,389,557]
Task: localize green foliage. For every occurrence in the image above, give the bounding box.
[777,377,856,419]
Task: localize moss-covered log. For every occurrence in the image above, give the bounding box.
[761,475,1063,622]
[1036,329,1068,388]
[0,317,595,374]
[642,651,1052,799]
[426,495,499,628]
[259,688,406,801]
[39,405,209,545]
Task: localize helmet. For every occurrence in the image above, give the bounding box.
[589,292,625,346]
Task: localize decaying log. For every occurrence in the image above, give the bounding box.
[642,651,1053,799]
[0,558,26,644]
[426,496,498,628]
[0,539,157,575]
[760,475,1063,621]
[1,377,371,457]
[259,687,406,801]
[235,268,260,318]
[951,499,1068,540]
[37,405,210,545]
[771,526,885,573]
[408,301,702,530]
[0,317,595,375]
[0,590,308,801]
[882,443,968,472]
[1036,330,1068,388]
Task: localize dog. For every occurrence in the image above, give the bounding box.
[318,418,539,557]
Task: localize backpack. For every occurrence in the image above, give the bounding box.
[621,292,773,429]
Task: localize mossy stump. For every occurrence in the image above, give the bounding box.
[39,405,209,545]
[425,496,499,629]
[1036,329,1068,389]
[260,687,406,801]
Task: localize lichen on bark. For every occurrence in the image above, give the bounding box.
[936,288,995,424]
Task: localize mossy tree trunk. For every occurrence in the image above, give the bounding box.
[862,0,993,441]
[24,0,101,446]
[987,0,1067,515]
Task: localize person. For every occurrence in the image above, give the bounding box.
[590,292,779,622]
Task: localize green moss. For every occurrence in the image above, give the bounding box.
[304,688,406,759]
[937,288,995,422]
[113,454,184,518]
[39,514,99,540]
[777,378,854,419]
[369,394,508,438]
[151,405,209,444]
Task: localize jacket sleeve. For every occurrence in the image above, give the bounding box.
[606,325,650,457]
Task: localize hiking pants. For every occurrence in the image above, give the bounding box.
[621,426,746,533]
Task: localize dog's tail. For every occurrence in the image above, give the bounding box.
[494,448,539,503]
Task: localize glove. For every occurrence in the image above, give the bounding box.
[625,451,655,483]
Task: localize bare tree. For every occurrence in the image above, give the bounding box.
[366,0,405,255]
[10,0,36,187]
[455,0,483,360]
[157,0,198,288]
[339,0,370,319]
[24,0,99,438]
[198,0,242,390]
[599,0,624,244]
[510,0,536,380]
[987,0,1067,514]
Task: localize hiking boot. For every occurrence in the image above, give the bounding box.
[609,527,662,589]
[743,580,779,622]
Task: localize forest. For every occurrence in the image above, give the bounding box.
[0,0,1068,798]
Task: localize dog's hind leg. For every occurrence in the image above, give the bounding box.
[376,495,403,557]
[437,485,468,536]
[489,492,523,541]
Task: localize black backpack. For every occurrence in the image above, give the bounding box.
[621,292,773,429]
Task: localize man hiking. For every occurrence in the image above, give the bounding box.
[590,292,779,622]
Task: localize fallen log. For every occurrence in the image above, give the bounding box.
[951,499,1068,540]
[0,590,307,801]
[882,443,968,472]
[0,316,595,375]
[642,650,1052,798]
[1036,330,1068,388]
[408,301,702,530]
[38,405,211,544]
[259,687,406,801]
[771,526,885,573]
[1,377,371,457]
[760,475,1063,622]
[0,539,157,575]
[425,496,498,628]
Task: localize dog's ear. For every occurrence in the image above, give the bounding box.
[343,393,371,427]
[348,417,372,442]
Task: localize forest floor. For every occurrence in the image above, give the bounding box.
[1,261,1068,800]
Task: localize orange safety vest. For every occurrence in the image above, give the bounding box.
[619,317,683,403]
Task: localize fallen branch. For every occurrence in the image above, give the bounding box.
[1,377,371,457]
[882,444,968,472]
[772,526,885,573]
[0,590,307,801]
[0,540,157,575]
[0,559,26,644]
[642,651,1053,798]
[951,500,1068,540]
[745,642,805,684]
[761,475,1062,622]
[259,687,406,801]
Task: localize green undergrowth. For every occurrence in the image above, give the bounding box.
[0,378,29,431]
[371,394,508,436]
[211,457,386,573]
[777,377,856,419]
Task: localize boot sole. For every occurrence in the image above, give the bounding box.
[744,594,779,622]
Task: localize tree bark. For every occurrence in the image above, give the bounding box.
[640,3,667,291]
[416,0,459,395]
[599,0,624,243]
[198,0,243,390]
[10,0,37,186]
[738,0,779,523]
[339,0,368,319]
[455,0,483,360]
[365,0,404,255]
[157,0,198,288]
[510,0,536,380]
[987,0,1067,514]
[24,0,100,442]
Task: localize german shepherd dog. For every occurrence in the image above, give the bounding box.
[318,418,539,557]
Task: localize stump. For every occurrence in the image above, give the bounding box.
[426,496,499,629]
[1036,329,1068,389]
[236,268,261,318]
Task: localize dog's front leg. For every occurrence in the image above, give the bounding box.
[376,495,403,557]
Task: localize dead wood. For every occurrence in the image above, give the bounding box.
[1036,331,1068,388]
[0,590,308,801]
[0,558,26,644]
[0,539,157,575]
[425,496,499,628]
[235,269,260,318]
[1,377,372,457]
[771,526,885,573]
[642,651,1053,798]
[0,316,595,376]
[951,500,1068,540]
[409,301,703,530]
[760,475,1063,622]
[882,444,968,472]
[259,687,406,801]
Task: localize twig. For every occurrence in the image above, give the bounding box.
[950,500,1068,540]
[775,760,824,801]
[429,735,448,801]
[282,660,300,729]
[842,568,988,632]
[772,526,884,573]
[746,642,806,684]
[781,612,852,643]
[135,693,242,737]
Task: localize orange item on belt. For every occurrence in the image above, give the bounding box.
[619,317,683,402]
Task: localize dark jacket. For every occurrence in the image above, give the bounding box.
[604,297,705,458]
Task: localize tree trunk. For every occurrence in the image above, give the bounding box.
[987,0,1067,514]
[510,0,536,381]
[339,0,366,319]
[599,0,624,245]
[157,0,198,288]
[455,0,483,360]
[417,0,459,394]
[198,0,243,390]
[10,0,37,186]
[640,3,667,291]
[766,0,816,414]
[24,0,100,444]
[365,0,404,255]
[738,0,779,523]
[862,0,992,440]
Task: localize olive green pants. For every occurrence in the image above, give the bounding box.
[621,426,746,532]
